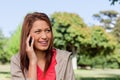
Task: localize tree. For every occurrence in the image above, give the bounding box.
[0,29,8,63]
[51,12,117,68]
[78,26,117,68]
[51,12,88,69]
[93,10,119,31]
[112,17,120,43]
[51,12,87,54]
[4,25,21,62]
[79,26,117,57]
[109,0,120,5]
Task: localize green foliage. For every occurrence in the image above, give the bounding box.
[51,12,118,68]
[92,26,116,50]
[78,26,118,68]
[78,55,107,68]
[113,17,120,43]
[0,29,8,63]
[51,12,87,53]
[4,25,21,62]
[79,26,117,57]
[78,54,120,69]
[93,10,119,30]
[107,47,120,68]
[111,17,120,67]
[77,55,93,66]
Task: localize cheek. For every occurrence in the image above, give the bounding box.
[30,32,37,38]
[48,33,52,39]
[49,35,53,44]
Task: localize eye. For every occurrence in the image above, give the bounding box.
[45,29,51,33]
[34,30,41,34]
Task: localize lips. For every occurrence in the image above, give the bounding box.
[38,41,48,46]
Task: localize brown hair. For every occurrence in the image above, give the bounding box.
[20,12,53,76]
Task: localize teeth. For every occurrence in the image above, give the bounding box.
[40,41,47,44]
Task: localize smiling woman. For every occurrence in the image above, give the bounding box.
[10,12,75,80]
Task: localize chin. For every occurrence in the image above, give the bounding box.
[37,46,49,51]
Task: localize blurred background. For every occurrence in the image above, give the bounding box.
[0,0,120,80]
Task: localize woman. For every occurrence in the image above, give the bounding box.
[10,12,75,80]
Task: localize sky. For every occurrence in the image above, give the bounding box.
[0,0,119,37]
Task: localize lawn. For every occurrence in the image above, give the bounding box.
[75,69,120,80]
[1,64,120,80]
[0,64,10,80]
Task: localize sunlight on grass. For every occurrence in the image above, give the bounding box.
[75,69,120,78]
[0,73,10,80]
[0,64,10,80]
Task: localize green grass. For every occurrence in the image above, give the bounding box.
[0,64,10,80]
[1,64,120,80]
[75,69,120,80]
[79,78,120,80]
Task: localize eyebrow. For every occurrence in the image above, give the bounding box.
[34,28,50,31]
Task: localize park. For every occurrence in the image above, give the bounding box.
[0,0,120,80]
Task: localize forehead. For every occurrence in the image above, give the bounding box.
[31,20,50,30]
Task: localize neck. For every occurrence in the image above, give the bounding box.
[35,49,46,71]
[35,49,46,61]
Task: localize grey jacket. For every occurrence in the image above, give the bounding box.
[10,49,75,80]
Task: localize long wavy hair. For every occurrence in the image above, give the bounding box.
[20,12,53,77]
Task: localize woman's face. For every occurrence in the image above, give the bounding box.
[30,20,52,51]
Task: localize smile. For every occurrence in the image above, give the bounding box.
[38,41,48,46]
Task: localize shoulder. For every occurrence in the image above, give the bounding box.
[10,53,20,69]
[11,53,20,63]
[55,48,72,61]
[56,48,71,55]
[10,53,25,79]
[56,48,71,54]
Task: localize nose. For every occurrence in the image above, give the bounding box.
[41,32,47,39]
